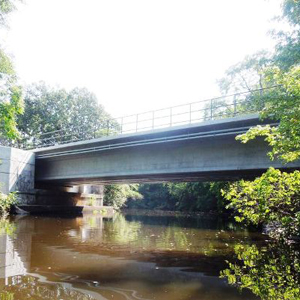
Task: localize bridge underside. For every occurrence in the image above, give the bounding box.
[34,115,300,189]
[36,169,296,188]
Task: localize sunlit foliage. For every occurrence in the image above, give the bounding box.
[15,83,117,148]
[224,168,300,239]
[237,66,300,163]
[104,184,142,209]
[221,0,300,241]
[0,191,17,217]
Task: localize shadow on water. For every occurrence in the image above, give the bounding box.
[0,211,281,300]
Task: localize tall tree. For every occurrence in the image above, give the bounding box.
[0,50,23,140]
[221,0,300,240]
[272,0,300,70]
[17,83,117,148]
[0,0,20,26]
[0,0,23,142]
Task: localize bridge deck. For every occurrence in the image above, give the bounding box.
[34,115,299,187]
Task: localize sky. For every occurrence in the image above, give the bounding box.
[1,0,283,117]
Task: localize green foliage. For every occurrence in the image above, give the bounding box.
[168,182,228,212]
[237,66,300,163]
[218,50,272,94]
[0,49,23,142]
[127,183,173,210]
[0,0,20,27]
[0,0,23,142]
[127,182,228,213]
[16,83,116,148]
[104,184,142,210]
[0,191,17,216]
[219,1,300,94]
[219,0,300,241]
[272,0,300,70]
[221,241,300,300]
[224,168,300,239]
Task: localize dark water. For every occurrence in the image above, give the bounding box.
[0,212,266,300]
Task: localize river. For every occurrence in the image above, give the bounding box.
[0,211,270,300]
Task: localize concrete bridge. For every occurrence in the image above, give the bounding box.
[1,113,300,208]
[33,114,300,189]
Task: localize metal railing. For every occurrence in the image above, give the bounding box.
[26,86,278,149]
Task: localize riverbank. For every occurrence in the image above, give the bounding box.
[121,208,232,218]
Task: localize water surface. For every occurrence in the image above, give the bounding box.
[0,212,263,300]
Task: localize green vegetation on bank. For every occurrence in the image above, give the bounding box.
[220,0,300,242]
[0,191,16,216]
[126,182,228,213]
[103,184,142,210]
[221,0,300,298]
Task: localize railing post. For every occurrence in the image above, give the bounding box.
[189,103,192,124]
[170,107,172,127]
[210,99,213,120]
[152,111,155,129]
[107,120,110,136]
[136,114,139,132]
[233,95,237,116]
[121,117,123,134]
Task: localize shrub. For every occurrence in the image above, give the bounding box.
[0,192,17,216]
[223,168,300,239]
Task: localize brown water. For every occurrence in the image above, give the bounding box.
[0,212,264,300]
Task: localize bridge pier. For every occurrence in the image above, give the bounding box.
[0,146,108,214]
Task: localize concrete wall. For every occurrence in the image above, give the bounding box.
[0,146,35,204]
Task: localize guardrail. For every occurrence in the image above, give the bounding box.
[25,86,278,149]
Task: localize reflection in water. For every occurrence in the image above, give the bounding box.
[0,212,267,299]
[221,241,300,300]
[0,217,32,285]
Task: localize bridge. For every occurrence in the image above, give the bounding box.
[28,86,299,189]
[33,114,299,189]
[1,86,300,207]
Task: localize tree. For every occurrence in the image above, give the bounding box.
[272,0,300,70]
[219,1,300,94]
[126,182,228,213]
[224,168,300,239]
[237,66,300,163]
[220,0,300,240]
[0,0,21,27]
[218,50,272,95]
[104,184,142,210]
[16,83,117,148]
[0,0,23,142]
[0,50,23,141]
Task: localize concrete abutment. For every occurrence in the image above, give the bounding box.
[0,146,106,213]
